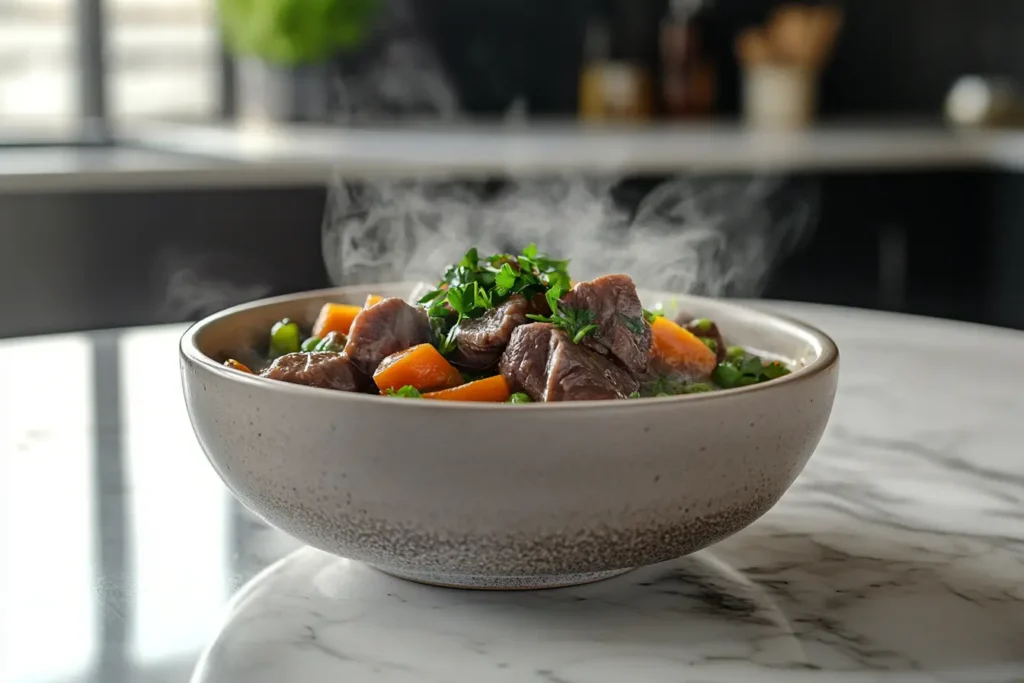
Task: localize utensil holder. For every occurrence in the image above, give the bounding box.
[742,64,816,130]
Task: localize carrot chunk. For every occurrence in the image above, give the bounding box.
[423,375,511,402]
[311,303,363,338]
[224,359,252,374]
[373,343,463,393]
[364,294,384,308]
[650,317,718,379]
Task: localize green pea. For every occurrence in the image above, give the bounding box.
[700,337,718,354]
[314,331,346,353]
[301,336,322,352]
[269,319,301,357]
[726,345,746,360]
[506,392,533,404]
[695,318,713,332]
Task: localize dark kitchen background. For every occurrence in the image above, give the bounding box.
[1,0,1022,339]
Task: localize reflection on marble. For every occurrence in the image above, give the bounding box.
[2,305,1024,683]
[191,304,1024,683]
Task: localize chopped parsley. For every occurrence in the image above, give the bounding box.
[642,308,664,324]
[418,244,574,354]
[506,392,533,404]
[712,352,791,388]
[620,314,646,335]
[384,386,423,398]
[527,285,600,344]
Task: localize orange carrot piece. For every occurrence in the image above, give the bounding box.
[312,303,363,338]
[373,343,463,393]
[650,317,717,379]
[224,359,252,374]
[424,375,511,402]
[364,294,384,308]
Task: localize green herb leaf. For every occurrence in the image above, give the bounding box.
[459,248,479,269]
[628,391,641,399]
[385,385,423,398]
[522,243,538,259]
[643,308,664,324]
[438,322,460,356]
[761,361,791,380]
[506,392,533,404]
[712,363,743,389]
[446,285,471,317]
[545,285,563,315]
[495,263,517,292]
[572,324,599,344]
[546,270,571,293]
[620,314,646,335]
[418,289,444,305]
[739,355,764,376]
[700,337,718,354]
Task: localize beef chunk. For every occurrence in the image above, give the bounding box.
[499,323,639,402]
[260,352,362,391]
[680,317,726,363]
[345,298,431,375]
[561,274,652,375]
[451,294,529,370]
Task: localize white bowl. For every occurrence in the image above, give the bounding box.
[180,283,839,590]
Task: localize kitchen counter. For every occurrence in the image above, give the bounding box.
[2,302,1022,683]
[7,121,1024,193]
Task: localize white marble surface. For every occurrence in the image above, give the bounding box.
[188,303,1024,683]
[8,122,1024,193]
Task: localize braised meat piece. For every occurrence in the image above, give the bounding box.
[451,294,529,370]
[345,298,431,375]
[260,352,362,391]
[561,274,652,375]
[499,323,639,401]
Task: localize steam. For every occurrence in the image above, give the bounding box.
[322,174,819,298]
[157,249,272,320]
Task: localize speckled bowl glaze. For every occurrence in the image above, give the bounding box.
[180,283,839,590]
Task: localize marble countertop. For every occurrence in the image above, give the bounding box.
[8,121,1024,193]
[2,302,1023,683]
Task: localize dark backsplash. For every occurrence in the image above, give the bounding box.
[409,0,1024,118]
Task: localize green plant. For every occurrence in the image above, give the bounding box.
[219,0,380,66]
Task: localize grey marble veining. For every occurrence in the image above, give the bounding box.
[188,304,1024,683]
[2,304,1023,683]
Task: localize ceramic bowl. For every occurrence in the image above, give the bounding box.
[180,283,839,590]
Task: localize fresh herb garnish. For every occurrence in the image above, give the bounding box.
[527,286,599,344]
[621,314,646,335]
[642,308,664,324]
[700,337,718,354]
[419,244,573,354]
[628,391,641,399]
[712,352,791,389]
[506,392,533,404]
[384,385,423,398]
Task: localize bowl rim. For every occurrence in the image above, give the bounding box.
[180,285,839,411]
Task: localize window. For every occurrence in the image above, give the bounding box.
[0,0,77,137]
[107,0,219,122]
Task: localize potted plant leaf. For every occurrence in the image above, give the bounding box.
[219,0,381,122]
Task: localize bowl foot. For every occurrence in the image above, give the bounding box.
[373,566,634,590]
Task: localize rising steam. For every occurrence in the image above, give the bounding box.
[322,174,819,297]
